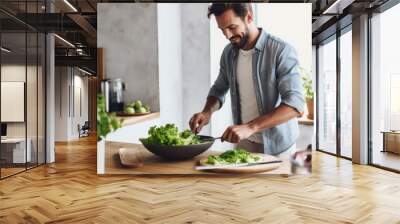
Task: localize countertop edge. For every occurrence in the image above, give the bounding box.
[118,112,160,127]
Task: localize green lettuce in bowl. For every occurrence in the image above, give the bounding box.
[140,123,201,146]
[139,124,214,160]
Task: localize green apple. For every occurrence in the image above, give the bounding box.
[134,100,142,110]
[124,106,135,114]
[144,105,150,112]
[137,107,147,113]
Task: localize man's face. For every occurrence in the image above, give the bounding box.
[215,9,251,49]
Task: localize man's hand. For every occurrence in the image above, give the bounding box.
[189,96,220,134]
[189,111,211,134]
[221,124,257,143]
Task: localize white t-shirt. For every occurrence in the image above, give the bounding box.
[236,48,263,144]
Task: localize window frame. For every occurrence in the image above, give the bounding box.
[315,24,353,161]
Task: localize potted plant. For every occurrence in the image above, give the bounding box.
[97,93,122,173]
[299,67,314,120]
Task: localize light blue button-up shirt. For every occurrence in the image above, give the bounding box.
[208,28,305,155]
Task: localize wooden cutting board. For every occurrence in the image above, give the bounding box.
[111,143,290,175]
[118,147,143,168]
[197,153,282,174]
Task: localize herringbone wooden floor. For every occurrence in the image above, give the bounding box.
[1,135,400,224]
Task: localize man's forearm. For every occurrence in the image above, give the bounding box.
[247,104,300,133]
[202,96,221,114]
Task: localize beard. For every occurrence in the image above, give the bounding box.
[230,26,250,49]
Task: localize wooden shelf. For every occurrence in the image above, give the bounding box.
[116,112,160,127]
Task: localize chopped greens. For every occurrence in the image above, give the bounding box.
[206,149,261,165]
[141,123,201,146]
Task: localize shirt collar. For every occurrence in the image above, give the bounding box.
[254,28,268,51]
[232,28,268,57]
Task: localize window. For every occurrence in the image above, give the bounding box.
[0,1,47,179]
[370,2,400,171]
[317,37,337,154]
[340,29,352,158]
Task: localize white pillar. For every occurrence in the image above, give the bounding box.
[46,32,55,163]
[45,0,56,163]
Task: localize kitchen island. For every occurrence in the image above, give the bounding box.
[100,111,292,175]
[98,112,161,174]
[104,141,291,175]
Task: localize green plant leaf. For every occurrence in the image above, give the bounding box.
[298,66,314,100]
[97,93,122,141]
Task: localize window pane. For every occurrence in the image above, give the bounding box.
[1,31,28,177]
[27,31,38,169]
[318,37,337,154]
[38,32,46,165]
[340,29,352,158]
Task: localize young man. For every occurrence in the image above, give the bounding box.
[189,3,305,156]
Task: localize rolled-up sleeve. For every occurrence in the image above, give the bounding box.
[207,49,230,109]
[276,44,305,114]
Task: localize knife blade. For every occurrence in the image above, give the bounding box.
[195,160,283,170]
[202,136,222,141]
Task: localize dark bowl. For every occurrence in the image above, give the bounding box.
[139,135,215,161]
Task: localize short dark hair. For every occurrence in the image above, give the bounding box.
[207,3,253,19]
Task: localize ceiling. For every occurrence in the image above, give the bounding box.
[0,0,395,74]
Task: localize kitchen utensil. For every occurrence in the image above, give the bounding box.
[139,135,215,160]
[101,79,126,112]
[200,136,222,141]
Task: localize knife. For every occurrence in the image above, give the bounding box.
[202,136,222,141]
[195,160,283,170]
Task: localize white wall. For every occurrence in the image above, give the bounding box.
[97,3,160,112]
[55,67,69,141]
[72,73,89,138]
[158,3,184,129]
[54,67,89,141]
[104,4,214,144]
[181,4,212,134]
[209,14,235,150]
[256,3,312,71]
[105,4,182,143]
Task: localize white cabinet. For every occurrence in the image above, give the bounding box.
[1,138,32,163]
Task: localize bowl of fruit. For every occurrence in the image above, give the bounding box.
[118,100,151,116]
[139,124,215,160]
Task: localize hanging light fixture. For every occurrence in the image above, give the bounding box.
[54,34,75,48]
[63,0,78,12]
[1,47,11,53]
